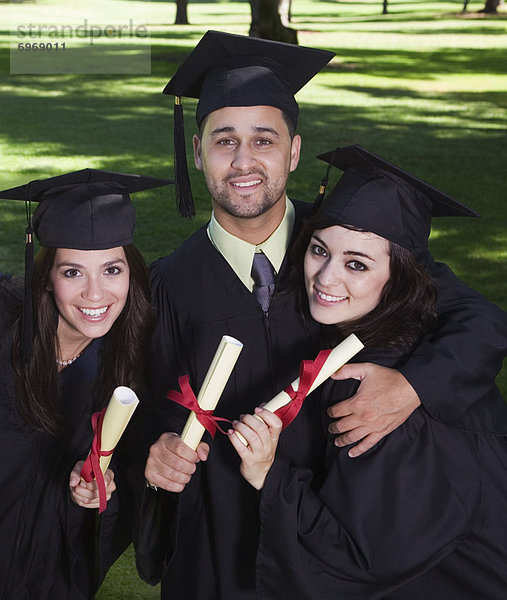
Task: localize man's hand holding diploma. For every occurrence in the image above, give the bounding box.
[145,433,209,493]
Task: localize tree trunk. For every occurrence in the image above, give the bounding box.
[174,0,189,25]
[278,0,293,25]
[382,0,388,14]
[480,0,501,12]
[249,0,298,44]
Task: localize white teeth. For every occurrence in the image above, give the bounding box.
[80,306,108,317]
[232,180,261,188]
[317,290,347,303]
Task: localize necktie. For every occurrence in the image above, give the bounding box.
[251,252,275,313]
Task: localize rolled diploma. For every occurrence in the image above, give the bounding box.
[98,386,140,473]
[263,333,363,413]
[180,335,244,450]
[236,333,364,445]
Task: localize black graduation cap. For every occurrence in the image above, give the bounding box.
[163,30,335,218]
[315,145,479,254]
[0,168,173,249]
[0,168,173,362]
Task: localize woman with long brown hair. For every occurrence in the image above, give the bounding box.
[0,170,171,599]
[229,146,507,599]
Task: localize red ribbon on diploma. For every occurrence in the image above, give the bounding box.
[80,408,114,514]
[275,348,333,429]
[167,375,232,438]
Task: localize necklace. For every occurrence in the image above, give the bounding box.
[56,353,82,367]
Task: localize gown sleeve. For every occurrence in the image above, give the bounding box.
[146,259,193,418]
[129,259,190,584]
[257,390,482,599]
[399,257,507,421]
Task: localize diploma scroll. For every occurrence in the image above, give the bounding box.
[237,333,364,444]
[180,335,244,450]
[80,386,139,513]
[98,386,140,473]
[264,333,363,413]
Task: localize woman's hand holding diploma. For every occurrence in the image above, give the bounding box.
[228,408,283,490]
[69,460,116,509]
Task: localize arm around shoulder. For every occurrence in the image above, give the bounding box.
[400,259,507,421]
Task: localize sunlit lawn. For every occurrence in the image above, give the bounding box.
[0,1,506,597]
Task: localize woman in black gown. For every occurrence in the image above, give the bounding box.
[0,169,171,599]
[229,145,507,599]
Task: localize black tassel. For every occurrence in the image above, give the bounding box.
[174,97,195,218]
[311,176,329,215]
[22,225,34,364]
[311,151,336,214]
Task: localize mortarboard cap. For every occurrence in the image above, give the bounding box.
[163,30,335,218]
[0,168,173,362]
[0,168,173,249]
[315,145,479,254]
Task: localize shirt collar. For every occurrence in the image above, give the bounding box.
[208,198,295,291]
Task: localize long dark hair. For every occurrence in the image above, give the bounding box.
[291,212,438,352]
[12,244,153,434]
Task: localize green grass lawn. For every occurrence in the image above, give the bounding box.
[99,545,160,599]
[0,1,506,597]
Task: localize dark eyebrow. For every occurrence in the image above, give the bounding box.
[343,250,375,262]
[101,258,127,268]
[253,125,279,136]
[210,126,235,136]
[311,234,375,262]
[311,233,328,249]
[55,258,127,269]
[210,125,280,136]
[54,262,83,269]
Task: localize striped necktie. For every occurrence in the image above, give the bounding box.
[251,252,275,312]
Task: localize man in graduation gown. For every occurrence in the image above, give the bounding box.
[133,31,507,599]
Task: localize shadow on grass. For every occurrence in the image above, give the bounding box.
[324,47,507,78]
[1,39,506,77]
[295,6,507,22]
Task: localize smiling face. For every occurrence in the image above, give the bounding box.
[304,225,391,326]
[193,105,300,236]
[48,247,130,352]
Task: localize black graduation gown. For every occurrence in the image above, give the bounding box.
[399,256,507,422]
[134,200,507,599]
[133,200,322,599]
[0,286,131,599]
[257,349,507,599]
